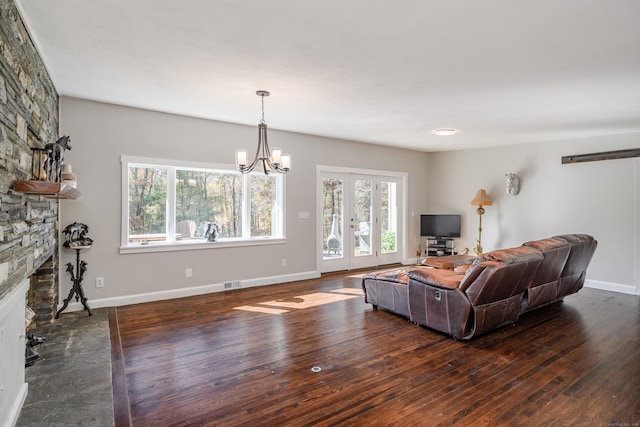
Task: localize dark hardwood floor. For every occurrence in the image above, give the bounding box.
[110,270,640,426]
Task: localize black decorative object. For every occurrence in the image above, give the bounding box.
[204,221,220,242]
[56,222,92,318]
[62,221,93,247]
[44,135,72,182]
[25,334,46,367]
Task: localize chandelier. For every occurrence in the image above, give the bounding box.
[235,90,291,175]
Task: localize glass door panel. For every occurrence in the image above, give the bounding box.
[322,177,344,260]
[320,174,349,272]
[380,181,396,253]
[352,178,372,257]
[378,177,402,265]
[349,175,375,269]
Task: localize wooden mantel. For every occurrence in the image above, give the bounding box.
[12,180,80,199]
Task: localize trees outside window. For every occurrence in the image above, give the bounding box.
[124,158,284,246]
[175,170,244,238]
[128,166,167,236]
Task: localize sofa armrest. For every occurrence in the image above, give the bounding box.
[407,268,464,290]
[362,267,411,284]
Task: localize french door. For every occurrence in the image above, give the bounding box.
[319,169,404,273]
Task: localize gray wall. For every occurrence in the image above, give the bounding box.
[59,98,639,305]
[427,133,640,294]
[59,97,430,305]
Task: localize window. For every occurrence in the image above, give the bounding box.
[121,156,285,251]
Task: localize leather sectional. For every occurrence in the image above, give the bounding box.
[361,234,597,340]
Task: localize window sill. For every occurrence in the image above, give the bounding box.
[119,237,287,254]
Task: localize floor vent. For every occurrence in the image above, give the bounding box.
[224,281,240,290]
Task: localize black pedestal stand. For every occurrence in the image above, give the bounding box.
[55,245,92,318]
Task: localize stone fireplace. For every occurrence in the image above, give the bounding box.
[1,0,60,306]
[1,2,61,424]
[28,254,59,326]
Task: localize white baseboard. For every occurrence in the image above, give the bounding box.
[59,270,321,312]
[585,279,639,295]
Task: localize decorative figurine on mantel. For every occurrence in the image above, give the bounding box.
[30,147,49,181]
[44,135,72,182]
[56,222,93,318]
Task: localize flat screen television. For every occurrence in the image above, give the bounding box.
[420,214,461,237]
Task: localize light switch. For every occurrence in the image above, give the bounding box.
[298,211,310,219]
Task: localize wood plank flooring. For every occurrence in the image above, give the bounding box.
[110,270,640,426]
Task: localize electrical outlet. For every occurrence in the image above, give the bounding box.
[96,277,104,288]
[185,268,193,278]
[281,259,287,267]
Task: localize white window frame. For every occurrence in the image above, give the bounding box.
[120,155,286,254]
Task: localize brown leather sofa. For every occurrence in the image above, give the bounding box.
[362,234,597,340]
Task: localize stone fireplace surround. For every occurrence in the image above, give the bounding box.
[1,1,61,424]
[28,255,59,324]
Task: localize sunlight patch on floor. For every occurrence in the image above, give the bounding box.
[330,288,364,295]
[233,305,290,314]
[233,288,363,314]
[260,292,358,309]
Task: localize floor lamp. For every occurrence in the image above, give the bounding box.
[471,189,492,256]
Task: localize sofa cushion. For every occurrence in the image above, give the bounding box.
[552,234,598,296]
[520,237,572,311]
[463,248,543,305]
[483,246,540,263]
[523,237,568,251]
[407,268,464,290]
[422,255,476,270]
[454,263,472,274]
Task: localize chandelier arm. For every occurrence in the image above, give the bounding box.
[242,134,263,173]
[260,123,275,174]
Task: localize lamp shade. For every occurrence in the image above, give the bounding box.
[471,189,492,206]
[236,149,248,168]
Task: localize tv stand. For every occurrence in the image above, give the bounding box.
[425,237,456,257]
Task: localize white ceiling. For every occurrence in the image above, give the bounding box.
[15,0,640,152]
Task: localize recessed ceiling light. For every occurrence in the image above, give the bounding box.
[434,128,456,136]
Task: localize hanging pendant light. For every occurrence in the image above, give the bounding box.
[235,91,291,175]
